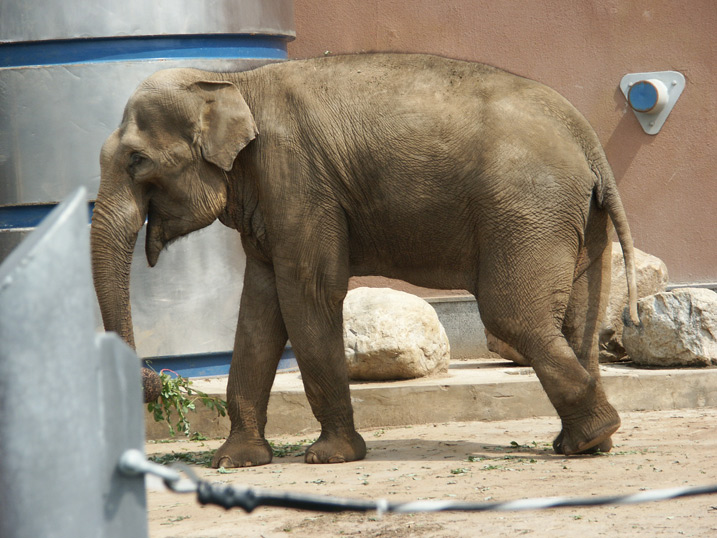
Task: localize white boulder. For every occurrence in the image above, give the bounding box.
[622,288,717,367]
[600,243,669,362]
[343,287,450,380]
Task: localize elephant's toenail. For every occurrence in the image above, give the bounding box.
[217,456,233,468]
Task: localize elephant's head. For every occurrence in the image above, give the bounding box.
[91,68,258,349]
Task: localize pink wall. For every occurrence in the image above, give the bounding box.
[288,0,716,285]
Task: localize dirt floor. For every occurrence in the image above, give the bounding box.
[145,408,717,537]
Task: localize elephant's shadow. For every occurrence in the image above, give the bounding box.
[362,438,560,463]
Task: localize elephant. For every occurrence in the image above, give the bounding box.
[90,53,639,468]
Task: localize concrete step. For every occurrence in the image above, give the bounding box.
[145,358,717,441]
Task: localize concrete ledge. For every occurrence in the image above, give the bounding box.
[145,359,717,440]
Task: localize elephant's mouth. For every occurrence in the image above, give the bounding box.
[144,205,214,267]
[145,209,166,267]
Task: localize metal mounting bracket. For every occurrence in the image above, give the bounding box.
[619,71,685,135]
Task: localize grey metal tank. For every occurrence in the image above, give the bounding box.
[0,0,294,375]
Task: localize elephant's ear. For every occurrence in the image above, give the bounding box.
[192,81,258,172]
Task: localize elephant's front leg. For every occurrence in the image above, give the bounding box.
[212,257,288,468]
[275,263,367,464]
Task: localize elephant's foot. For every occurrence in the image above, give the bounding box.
[305,430,367,464]
[211,433,273,468]
[553,403,620,456]
[554,432,613,455]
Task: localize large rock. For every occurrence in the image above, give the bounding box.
[600,243,669,362]
[343,287,450,380]
[622,288,717,367]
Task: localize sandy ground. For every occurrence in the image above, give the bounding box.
[145,408,717,537]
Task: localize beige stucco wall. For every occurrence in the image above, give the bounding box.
[288,0,716,287]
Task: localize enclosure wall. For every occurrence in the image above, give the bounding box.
[288,0,716,287]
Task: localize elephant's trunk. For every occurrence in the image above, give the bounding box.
[90,187,145,349]
[90,183,162,402]
[91,185,162,402]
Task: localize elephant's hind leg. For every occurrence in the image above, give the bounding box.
[559,216,617,453]
[505,328,618,456]
[541,341,620,456]
[477,246,619,456]
[212,257,289,468]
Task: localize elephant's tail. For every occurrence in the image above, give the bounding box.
[592,157,640,327]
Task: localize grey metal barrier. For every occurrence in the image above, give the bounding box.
[0,188,148,538]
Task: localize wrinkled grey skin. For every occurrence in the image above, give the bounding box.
[91,54,639,468]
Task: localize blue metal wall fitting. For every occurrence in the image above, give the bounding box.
[0,1,295,377]
[619,71,686,135]
[0,188,148,538]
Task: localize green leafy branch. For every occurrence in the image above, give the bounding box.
[147,369,227,437]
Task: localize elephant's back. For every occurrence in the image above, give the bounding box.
[252,53,586,152]
[251,52,596,206]
[257,53,526,101]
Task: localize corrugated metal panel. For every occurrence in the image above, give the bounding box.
[0,0,294,368]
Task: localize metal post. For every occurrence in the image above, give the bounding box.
[0,188,148,538]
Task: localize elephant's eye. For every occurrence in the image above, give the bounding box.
[128,152,151,176]
[129,152,146,167]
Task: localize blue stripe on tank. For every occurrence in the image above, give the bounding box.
[0,203,95,230]
[0,34,289,68]
[142,347,297,379]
